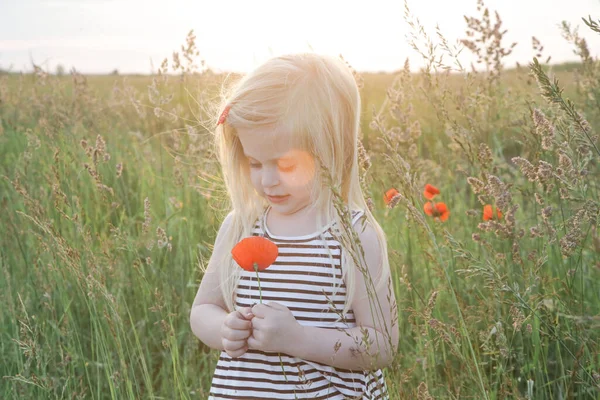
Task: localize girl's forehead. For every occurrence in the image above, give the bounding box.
[238,125,303,161]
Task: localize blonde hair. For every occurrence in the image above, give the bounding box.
[211,53,390,320]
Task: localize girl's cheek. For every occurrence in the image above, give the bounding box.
[249,171,262,192]
[292,169,314,188]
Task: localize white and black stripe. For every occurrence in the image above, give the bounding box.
[208,208,389,399]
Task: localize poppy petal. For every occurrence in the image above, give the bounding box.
[483,204,493,221]
[425,184,440,194]
[253,238,279,270]
[424,184,440,200]
[232,236,278,272]
[384,188,399,205]
[231,245,254,271]
[424,201,434,216]
[440,210,450,221]
[435,202,448,214]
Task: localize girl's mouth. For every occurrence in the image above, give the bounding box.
[267,195,290,203]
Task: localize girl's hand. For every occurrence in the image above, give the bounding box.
[247,302,304,354]
[221,307,254,358]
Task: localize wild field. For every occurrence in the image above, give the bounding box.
[1,3,599,400]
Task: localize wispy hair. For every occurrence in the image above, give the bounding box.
[211,53,390,318]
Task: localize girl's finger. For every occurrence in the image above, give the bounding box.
[247,335,258,350]
[228,345,248,358]
[223,338,246,351]
[227,315,253,330]
[251,303,269,318]
[266,301,285,310]
[238,307,254,320]
[250,317,261,330]
[226,328,252,341]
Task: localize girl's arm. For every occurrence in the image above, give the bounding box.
[190,304,229,351]
[190,211,234,350]
[291,324,393,371]
[290,221,399,371]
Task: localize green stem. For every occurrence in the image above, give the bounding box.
[254,264,262,304]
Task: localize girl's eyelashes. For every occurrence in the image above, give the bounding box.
[248,162,296,172]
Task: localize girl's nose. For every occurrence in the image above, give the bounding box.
[261,166,280,188]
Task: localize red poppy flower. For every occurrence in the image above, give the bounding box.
[217,104,231,126]
[483,204,502,221]
[384,188,399,205]
[424,201,450,222]
[423,184,440,200]
[231,236,278,272]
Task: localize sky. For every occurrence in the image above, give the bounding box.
[1,0,600,74]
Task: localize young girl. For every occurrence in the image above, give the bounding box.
[190,53,398,399]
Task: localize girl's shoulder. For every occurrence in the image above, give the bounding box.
[347,208,367,232]
[326,208,367,236]
[350,208,365,222]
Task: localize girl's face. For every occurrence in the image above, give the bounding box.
[237,125,316,216]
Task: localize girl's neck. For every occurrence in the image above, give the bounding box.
[265,203,336,237]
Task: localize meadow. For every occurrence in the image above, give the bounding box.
[1,4,599,399]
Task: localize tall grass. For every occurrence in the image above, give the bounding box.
[1,3,599,399]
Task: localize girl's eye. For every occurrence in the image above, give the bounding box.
[249,162,295,172]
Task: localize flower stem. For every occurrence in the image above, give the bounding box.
[253,263,262,303]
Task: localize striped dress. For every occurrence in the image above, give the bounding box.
[208,206,389,400]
